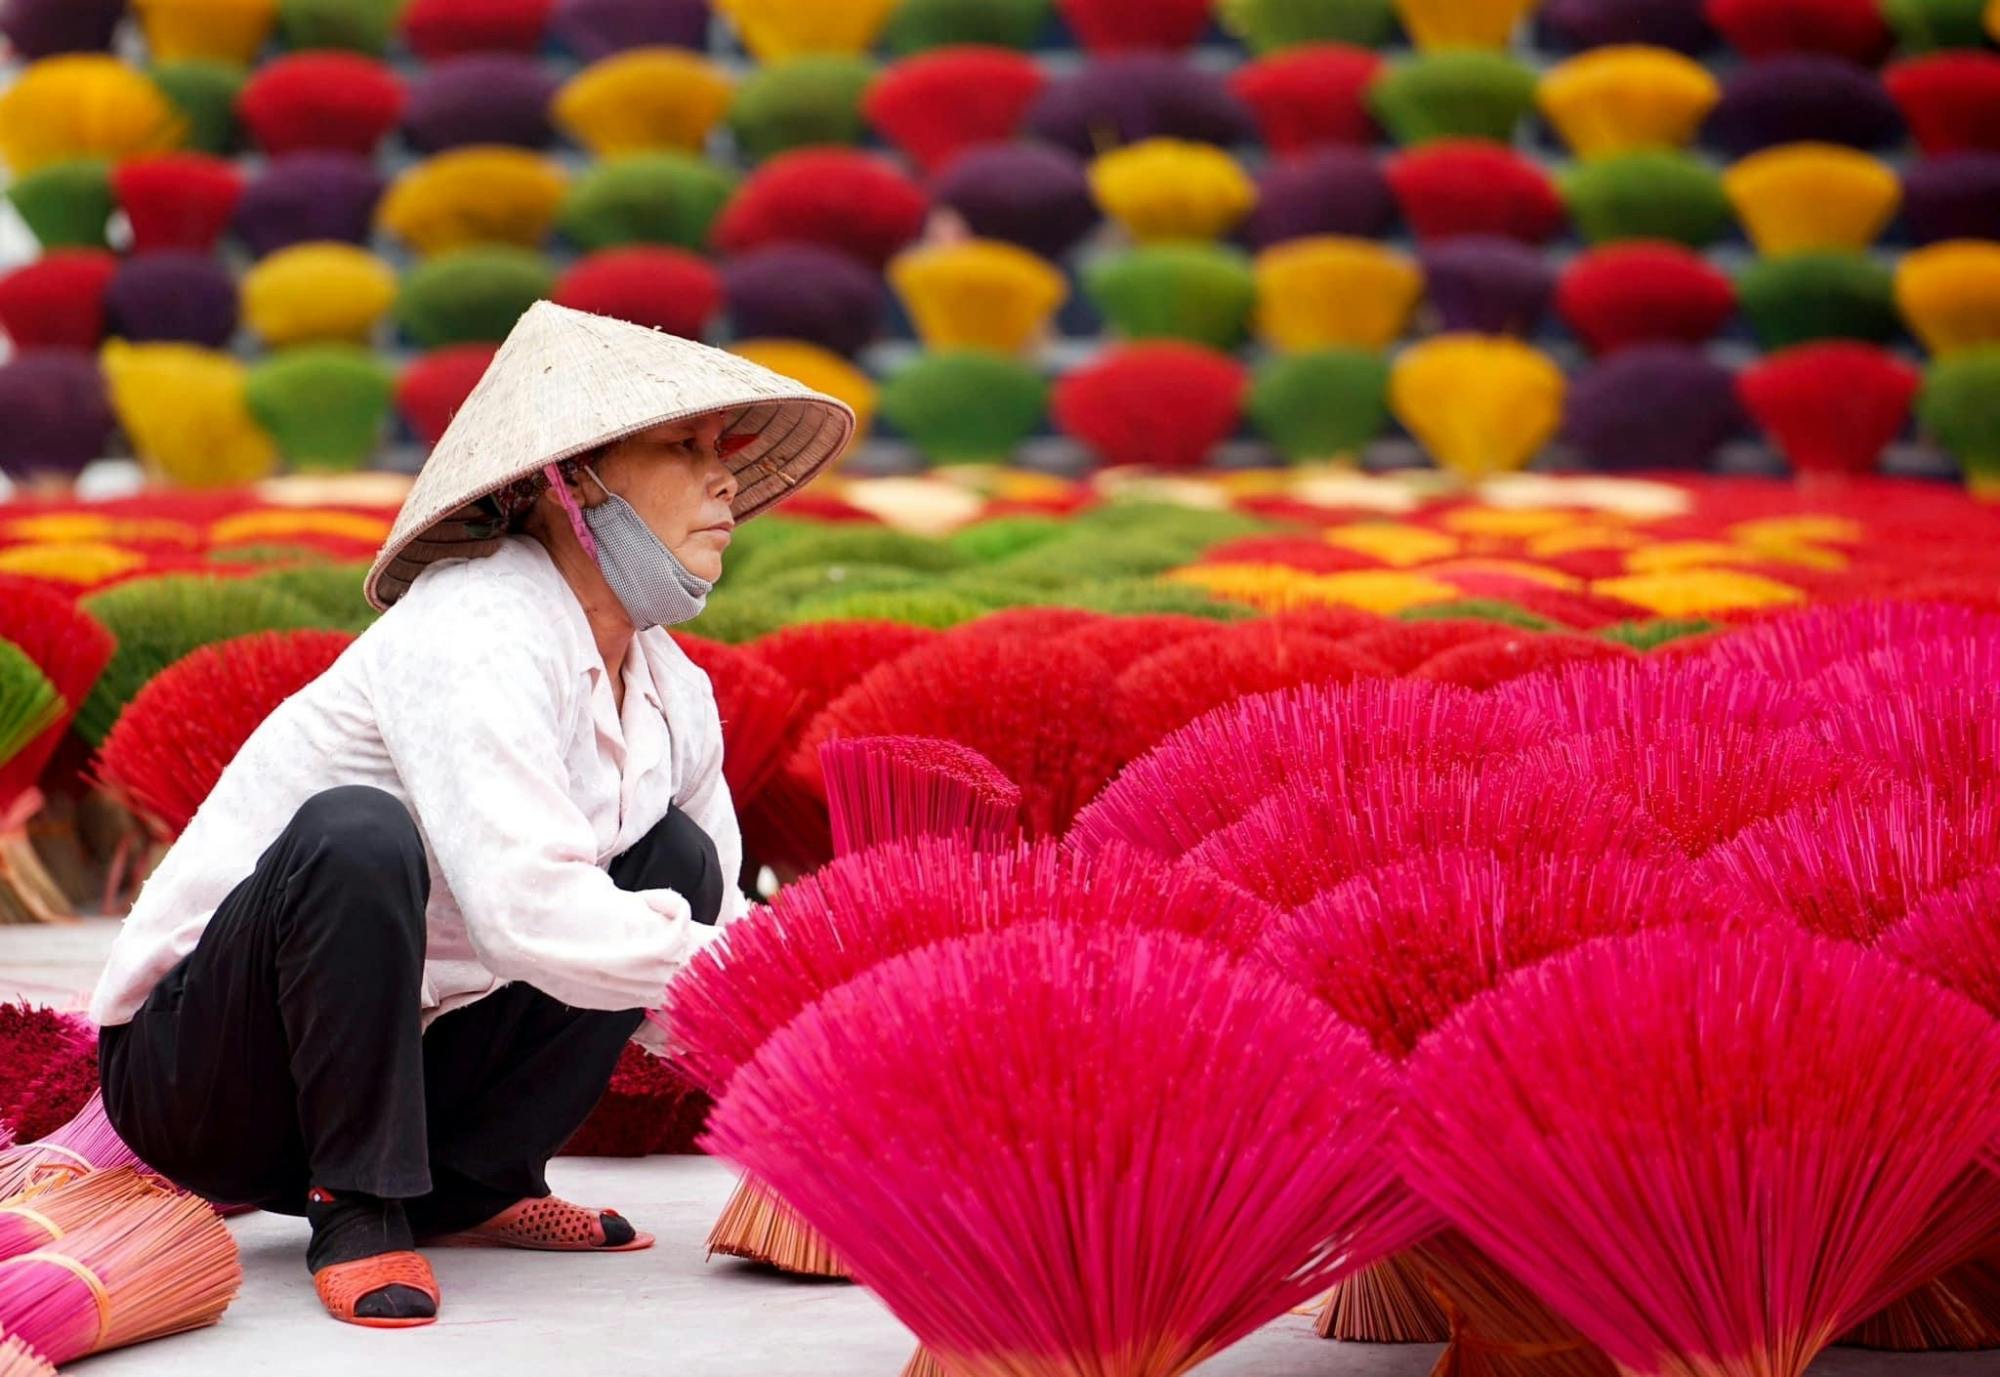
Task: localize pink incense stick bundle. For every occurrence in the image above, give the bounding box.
[1259,845,1750,1060]
[711,735,1022,1275]
[0,1168,165,1262]
[661,834,1276,1098]
[0,1092,146,1199]
[1399,926,2000,1377]
[1701,780,2000,943]
[1529,723,1862,857]
[1496,655,1816,741]
[704,921,1432,1377]
[1856,869,2000,1351]
[0,1169,241,1365]
[1700,600,2000,681]
[820,736,1023,857]
[1880,865,2000,1013]
[1067,678,1542,860]
[1807,679,2000,795]
[1185,757,1672,910]
[1265,841,1749,1362]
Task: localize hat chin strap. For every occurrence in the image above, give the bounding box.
[544,462,599,561]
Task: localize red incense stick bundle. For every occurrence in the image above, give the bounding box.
[704,922,1431,1377]
[92,630,355,840]
[0,1170,241,1365]
[787,631,1124,837]
[1530,723,1861,856]
[1110,620,1390,764]
[741,621,939,875]
[670,632,807,808]
[1399,926,2000,1377]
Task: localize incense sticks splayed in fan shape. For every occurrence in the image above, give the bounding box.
[1261,844,1739,1060]
[1069,677,1540,859]
[1399,925,2000,1377]
[1529,721,1852,856]
[559,1044,711,1158]
[1110,620,1390,765]
[786,631,1122,837]
[0,1007,97,1156]
[703,921,1429,1377]
[668,633,806,808]
[820,736,1022,856]
[739,620,939,874]
[1738,342,1921,477]
[1700,598,2000,681]
[1702,778,2000,944]
[93,630,357,841]
[0,1168,241,1365]
[1562,345,1744,471]
[1185,756,1671,911]
[661,834,1276,1097]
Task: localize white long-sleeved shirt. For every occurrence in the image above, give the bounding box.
[88,536,749,1046]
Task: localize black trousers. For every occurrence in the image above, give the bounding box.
[101,785,724,1220]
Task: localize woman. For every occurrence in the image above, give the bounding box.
[88,303,855,1329]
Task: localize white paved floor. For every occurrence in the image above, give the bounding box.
[1,921,1986,1376]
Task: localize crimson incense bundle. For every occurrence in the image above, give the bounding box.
[0,1168,162,1262]
[92,630,356,841]
[1110,620,1390,764]
[668,632,806,809]
[1700,600,2000,681]
[740,620,940,875]
[786,631,1123,838]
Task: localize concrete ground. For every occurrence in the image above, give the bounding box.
[1,921,1987,1376]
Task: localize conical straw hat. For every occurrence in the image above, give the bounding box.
[366,300,856,608]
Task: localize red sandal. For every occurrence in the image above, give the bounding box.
[313,1251,441,1329]
[428,1196,654,1253]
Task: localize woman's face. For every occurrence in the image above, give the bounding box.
[587,414,741,584]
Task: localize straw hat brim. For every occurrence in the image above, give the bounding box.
[366,302,857,609]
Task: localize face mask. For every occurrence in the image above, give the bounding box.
[544,462,715,630]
